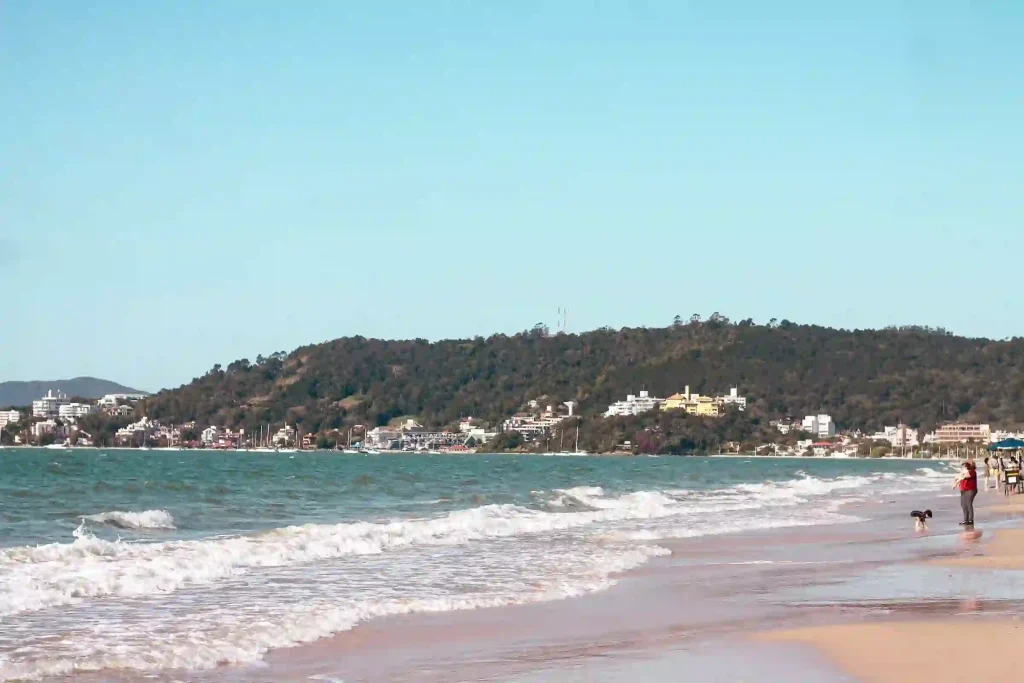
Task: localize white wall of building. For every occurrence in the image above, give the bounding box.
[604,390,660,417]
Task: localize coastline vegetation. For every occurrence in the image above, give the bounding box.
[115,317,1024,454]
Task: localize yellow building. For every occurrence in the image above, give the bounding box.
[661,393,690,411]
[690,396,720,417]
[659,387,721,417]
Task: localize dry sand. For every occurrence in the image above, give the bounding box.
[764,620,1024,683]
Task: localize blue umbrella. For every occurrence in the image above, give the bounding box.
[987,438,1024,451]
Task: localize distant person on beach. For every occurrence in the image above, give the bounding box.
[953,461,977,525]
[983,457,993,491]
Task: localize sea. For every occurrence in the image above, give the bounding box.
[0,449,954,681]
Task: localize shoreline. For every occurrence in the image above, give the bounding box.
[2,444,954,461]
[153,474,969,683]
[7,455,981,683]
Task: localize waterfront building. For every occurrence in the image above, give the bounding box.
[201,426,220,445]
[31,419,58,437]
[273,424,296,446]
[0,410,20,427]
[934,423,991,444]
[869,424,919,449]
[802,414,836,438]
[365,427,402,448]
[605,391,661,417]
[32,390,70,418]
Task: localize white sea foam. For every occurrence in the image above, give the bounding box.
[0,469,950,619]
[0,542,669,680]
[83,509,177,530]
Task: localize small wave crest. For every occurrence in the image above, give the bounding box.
[82,510,177,530]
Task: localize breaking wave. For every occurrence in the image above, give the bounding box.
[83,509,177,530]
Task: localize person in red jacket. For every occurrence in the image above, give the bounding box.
[953,461,978,526]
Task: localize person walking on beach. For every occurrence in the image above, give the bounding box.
[983,457,993,491]
[954,461,977,526]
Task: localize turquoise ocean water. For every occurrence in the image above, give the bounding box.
[0,449,952,680]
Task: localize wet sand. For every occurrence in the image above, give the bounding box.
[756,488,1024,683]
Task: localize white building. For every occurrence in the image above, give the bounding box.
[0,410,20,428]
[869,424,919,449]
[604,391,661,417]
[201,426,221,445]
[502,405,571,438]
[366,427,402,448]
[802,414,836,438]
[989,430,1024,444]
[31,419,58,437]
[106,404,134,418]
[98,393,148,406]
[717,388,747,411]
[58,403,97,422]
[32,390,70,418]
[273,424,296,446]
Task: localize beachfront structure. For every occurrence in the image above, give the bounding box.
[31,419,58,437]
[869,424,919,449]
[605,391,661,417]
[933,423,991,444]
[58,402,97,422]
[0,410,20,427]
[365,427,402,448]
[32,390,70,418]
[802,414,836,438]
[201,426,220,445]
[273,424,296,446]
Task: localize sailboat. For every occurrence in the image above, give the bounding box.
[342,428,359,454]
[556,425,584,456]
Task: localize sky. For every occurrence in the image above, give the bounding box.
[1,1,1022,392]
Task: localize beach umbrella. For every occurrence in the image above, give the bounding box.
[987,438,1024,451]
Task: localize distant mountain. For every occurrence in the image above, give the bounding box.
[0,377,146,408]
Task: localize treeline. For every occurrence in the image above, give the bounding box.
[137,317,1024,452]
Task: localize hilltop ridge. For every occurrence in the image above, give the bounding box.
[136,319,1024,452]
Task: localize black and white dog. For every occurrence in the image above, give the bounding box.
[911,509,933,531]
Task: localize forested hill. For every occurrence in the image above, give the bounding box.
[140,320,1024,443]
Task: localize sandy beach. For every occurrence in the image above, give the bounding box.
[758,487,1024,683]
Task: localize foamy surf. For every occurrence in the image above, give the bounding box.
[83,509,177,530]
[0,455,956,681]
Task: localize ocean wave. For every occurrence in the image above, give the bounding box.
[82,509,177,530]
[0,544,669,680]
[0,469,948,620]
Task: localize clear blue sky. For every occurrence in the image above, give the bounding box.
[2,1,1022,391]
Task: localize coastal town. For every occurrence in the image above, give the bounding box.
[0,386,1017,458]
